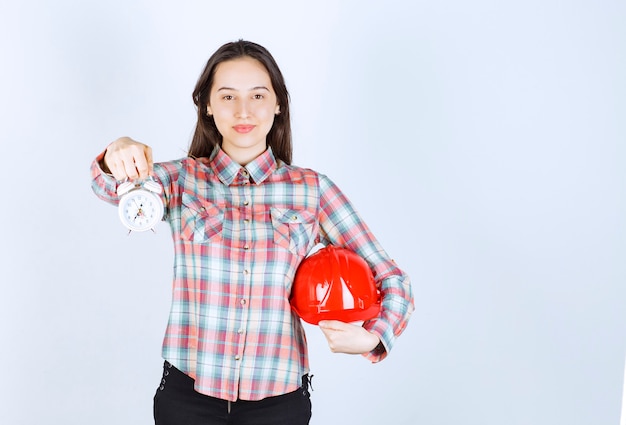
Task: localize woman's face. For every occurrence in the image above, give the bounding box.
[208,56,280,165]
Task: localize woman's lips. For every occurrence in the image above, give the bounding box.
[233,125,255,134]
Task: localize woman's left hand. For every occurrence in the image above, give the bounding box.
[318,320,380,354]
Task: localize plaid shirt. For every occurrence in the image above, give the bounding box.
[91,146,414,401]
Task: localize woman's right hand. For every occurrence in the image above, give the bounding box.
[103,137,154,181]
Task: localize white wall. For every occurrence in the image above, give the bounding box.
[1,0,625,424]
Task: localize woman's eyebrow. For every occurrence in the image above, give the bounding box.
[216,86,270,92]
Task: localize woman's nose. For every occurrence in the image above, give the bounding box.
[235,100,250,118]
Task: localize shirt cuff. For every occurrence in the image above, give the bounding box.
[94,148,115,177]
[361,320,392,363]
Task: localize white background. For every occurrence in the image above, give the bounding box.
[1,1,625,424]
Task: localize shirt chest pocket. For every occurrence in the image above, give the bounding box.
[270,207,317,257]
[180,193,224,242]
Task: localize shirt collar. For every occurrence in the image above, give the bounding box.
[209,146,278,185]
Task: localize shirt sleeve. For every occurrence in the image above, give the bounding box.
[90,150,120,205]
[317,174,414,363]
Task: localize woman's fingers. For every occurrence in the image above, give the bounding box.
[104,137,153,181]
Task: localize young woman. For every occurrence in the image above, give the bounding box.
[91,40,414,425]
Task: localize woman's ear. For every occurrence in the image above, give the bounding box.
[275,105,281,115]
[207,106,213,116]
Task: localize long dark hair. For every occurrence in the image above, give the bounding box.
[188,40,292,164]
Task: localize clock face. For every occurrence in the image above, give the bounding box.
[118,189,164,232]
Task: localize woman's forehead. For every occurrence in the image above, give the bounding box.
[212,57,272,91]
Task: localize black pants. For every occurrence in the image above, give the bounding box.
[153,362,312,425]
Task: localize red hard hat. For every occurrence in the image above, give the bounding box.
[290,245,381,325]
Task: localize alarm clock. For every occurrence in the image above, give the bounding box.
[116,178,164,232]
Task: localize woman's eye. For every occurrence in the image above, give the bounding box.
[223,95,234,100]
[253,94,264,100]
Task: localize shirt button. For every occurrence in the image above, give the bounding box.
[243,200,249,206]
[243,219,250,224]
[238,329,244,334]
[235,355,241,361]
[243,244,249,250]
[243,269,249,275]
[240,299,247,305]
